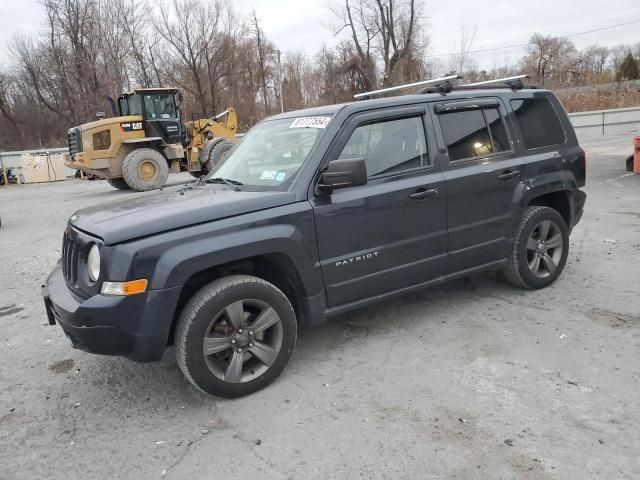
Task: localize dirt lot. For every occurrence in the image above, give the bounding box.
[0,136,639,480]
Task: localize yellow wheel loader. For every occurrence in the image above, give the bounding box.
[65,88,237,191]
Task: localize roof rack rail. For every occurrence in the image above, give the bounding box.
[459,74,532,90]
[353,75,462,100]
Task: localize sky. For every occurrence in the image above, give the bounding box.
[1,0,639,70]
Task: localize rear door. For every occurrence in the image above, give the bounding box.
[311,107,447,307]
[432,98,524,273]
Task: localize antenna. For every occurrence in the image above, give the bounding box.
[353,75,462,99]
[461,74,529,87]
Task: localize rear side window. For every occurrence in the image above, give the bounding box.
[439,108,510,162]
[338,116,429,178]
[510,98,565,149]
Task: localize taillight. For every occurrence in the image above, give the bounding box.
[577,147,586,182]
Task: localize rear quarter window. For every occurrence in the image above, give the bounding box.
[510,98,566,149]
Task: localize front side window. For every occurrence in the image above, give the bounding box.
[208,116,329,188]
[439,108,510,162]
[338,116,428,178]
[510,98,566,149]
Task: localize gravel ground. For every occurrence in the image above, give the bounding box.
[0,136,639,480]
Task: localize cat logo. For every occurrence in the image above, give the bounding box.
[120,122,144,132]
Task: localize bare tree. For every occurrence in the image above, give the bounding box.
[251,10,274,115]
[448,25,477,75]
[522,34,576,87]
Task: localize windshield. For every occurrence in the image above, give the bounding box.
[143,93,177,119]
[207,116,331,188]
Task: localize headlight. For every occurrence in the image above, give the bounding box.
[87,244,101,282]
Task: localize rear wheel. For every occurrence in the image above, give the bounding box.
[107,177,131,190]
[175,275,297,398]
[503,206,569,289]
[626,155,634,172]
[122,148,169,191]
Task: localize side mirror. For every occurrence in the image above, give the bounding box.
[317,157,367,192]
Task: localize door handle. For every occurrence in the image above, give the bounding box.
[409,188,438,200]
[497,170,521,181]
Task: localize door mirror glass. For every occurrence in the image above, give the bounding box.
[317,157,367,192]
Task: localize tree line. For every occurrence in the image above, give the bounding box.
[0,0,639,150]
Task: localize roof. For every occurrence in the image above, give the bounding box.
[263,88,547,121]
[121,87,179,96]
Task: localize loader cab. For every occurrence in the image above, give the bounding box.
[117,88,185,145]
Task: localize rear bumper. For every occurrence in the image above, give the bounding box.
[42,263,181,362]
[571,189,587,229]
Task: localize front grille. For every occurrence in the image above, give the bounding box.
[62,229,79,284]
[67,127,82,157]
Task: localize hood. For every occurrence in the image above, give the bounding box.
[71,186,296,244]
[78,115,143,132]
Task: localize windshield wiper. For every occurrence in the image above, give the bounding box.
[205,177,243,189]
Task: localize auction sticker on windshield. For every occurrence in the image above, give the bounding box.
[290,116,331,129]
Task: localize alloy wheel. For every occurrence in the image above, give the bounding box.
[202,299,283,383]
[526,220,564,278]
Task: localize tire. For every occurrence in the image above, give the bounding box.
[626,155,634,172]
[107,177,131,190]
[503,206,569,289]
[121,148,169,191]
[204,140,234,171]
[175,275,297,398]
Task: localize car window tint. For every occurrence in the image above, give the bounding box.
[338,116,428,178]
[510,98,565,149]
[439,109,493,161]
[484,108,510,152]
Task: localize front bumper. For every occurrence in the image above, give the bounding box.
[42,263,182,362]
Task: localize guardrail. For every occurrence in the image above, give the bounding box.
[568,106,640,140]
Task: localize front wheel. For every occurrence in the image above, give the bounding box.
[175,275,297,398]
[626,155,634,172]
[503,206,569,289]
[204,140,234,171]
[107,177,131,190]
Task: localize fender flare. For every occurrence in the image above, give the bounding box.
[507,172,578,237]
[518,172,578,207]
[148,224,323,297]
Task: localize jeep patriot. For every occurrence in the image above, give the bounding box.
[43,80,587,397]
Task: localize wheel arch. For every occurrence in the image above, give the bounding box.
[526,190,572,228]
[517,173,577,230]
[167,253,311,346]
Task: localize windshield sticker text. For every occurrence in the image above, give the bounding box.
[275,172,286,182]
[260,170,278,180]
[290,116,331,129]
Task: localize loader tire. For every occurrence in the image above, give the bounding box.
[107,177,131,190]
[122,148,169,192]
[204,140,234,171]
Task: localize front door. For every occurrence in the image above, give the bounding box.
[432,98,524,273]
[141,93,183,144]
[311,107,448,308]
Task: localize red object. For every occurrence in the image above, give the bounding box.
[634,136,640,174]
